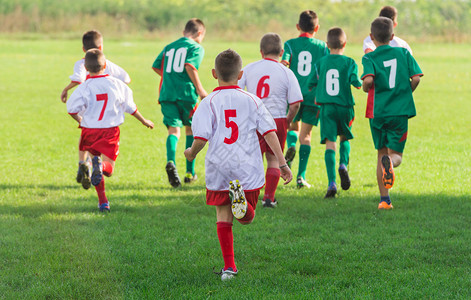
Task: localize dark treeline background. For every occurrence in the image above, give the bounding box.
[0,0,469,41]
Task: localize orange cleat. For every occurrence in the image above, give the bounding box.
[378,201,394,210]
[381,155,395,189]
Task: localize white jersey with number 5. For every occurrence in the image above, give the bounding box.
[67,74,137,128]
[238,58,303,119]
[192,86,276,191]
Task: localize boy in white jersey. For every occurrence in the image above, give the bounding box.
[363,6,413,54]
[184,49,292,281]
[67,49,154,212]
[238,33,302,208]
[61,30,131,189]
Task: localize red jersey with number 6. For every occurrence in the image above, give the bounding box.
[67,74,137,128]
[192,86,276,191]
[238,58,303,119]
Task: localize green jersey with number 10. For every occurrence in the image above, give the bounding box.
[282,34,329,106]
[153,37,204,103]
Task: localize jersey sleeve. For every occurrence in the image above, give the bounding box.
[67,87,86,115]
[185,45,204,70]
[361,55,375,79]
[281,41,292,64]
[122,84,137,114]
[105,60,131,84]
[406,50,423,77]
[152,49,165,70]
[256,101,276,135]
[363,36,375,53]
[287,69,303,104]
[191,98,213,141]
[69,59,86,83]
[349,60,362,88]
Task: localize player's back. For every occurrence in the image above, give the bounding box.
[239,58,302,119]
[67,75,136,129]
[282,36,329,104]
[70,58,131,84]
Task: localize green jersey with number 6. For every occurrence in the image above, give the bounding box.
[282,33,329,106]
[361,45,423,119]
[313,54,362,107]
[153,37,204,104]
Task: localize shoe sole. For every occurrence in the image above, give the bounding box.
[80,164,91,190]
[229,180,247,219]
[91,157,102,186]
[285,147,296,168]
[338,168,351,190]
[166,163,181,188]
[381,156,395,189]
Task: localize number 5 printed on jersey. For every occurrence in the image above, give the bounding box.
[224,109,239,144]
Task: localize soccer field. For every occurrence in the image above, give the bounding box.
[1,38,470,298]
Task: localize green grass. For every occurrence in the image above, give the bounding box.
[0,38,470,299]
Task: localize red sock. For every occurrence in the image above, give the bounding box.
[102,161,114,177]
[95,177,108,205]
[263,168,281,200]
[216,222,236,271]
[238,202,255,225]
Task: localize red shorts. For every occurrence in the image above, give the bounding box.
[258,118,287,155]
[206,189,261,209]
[79,127,120,161]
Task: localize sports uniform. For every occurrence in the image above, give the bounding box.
[361,45,423,153]
[69,58,131,85]
[363,35,413,55]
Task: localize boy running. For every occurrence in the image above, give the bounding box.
[311,28,362,198]
[67,49,154,212]
[361,17,423,209]
[238,33,302,207]
[152,18,208,188]
[281,10,330,188]
[184,49,292,281]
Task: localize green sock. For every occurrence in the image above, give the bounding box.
[166,134,179,163]
[325,149,336,184]
[339,140,350,167]
[286,131,298,149]
[186,135,195,175]
[297,144,311,179]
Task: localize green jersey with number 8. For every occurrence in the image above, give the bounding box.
[153,37,204,104]
[282,33,329,106]
[361,45,423,119]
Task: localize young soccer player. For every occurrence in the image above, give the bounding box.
[363,6,413,54]
[152,18,208,188]
[67,49,154,212]
[361,17,423,209]
[281,10,330,188]
[310,28,362,198]
[184,49,292,280]
[60,30,131,189]
[238,33,302,207]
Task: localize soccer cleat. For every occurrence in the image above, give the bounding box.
[262,198,278,208]
[378,201,394,210]
[184,172,197,184]
[381,155,395,189]
[338,165,351,191]
[296,177,311,189]
[219,267,238,281]
[79,163,91,190]
[99,202,110,212]
[229,180,247,219]
[284,146,296,168]
[324,182,337,199]
[165,161,181,188]
[91,156,103,186]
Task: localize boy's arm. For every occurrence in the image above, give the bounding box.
[69,113,82,124]
[185,65,208,99]
[410,75,421,92]
[61,82,80,103]
[362,76,374,92]
[263,132,293,184]
[184,138,207,162]
[286,102,300,125]
[131,110,154,129]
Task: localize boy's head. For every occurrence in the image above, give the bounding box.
[297,10,319,34]
[327,27,347,50]
[82,30,103,51]
[260,33,283,57]
[379,6,398,27]
[213,49,242,83]
[85,49,106,74]
[371,17,394,44]
[183,18,205,43]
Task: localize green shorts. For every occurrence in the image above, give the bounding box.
[320,104,354,144]
[292,104,320,126]
[369,116,409,153]
[160,101,197,128]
